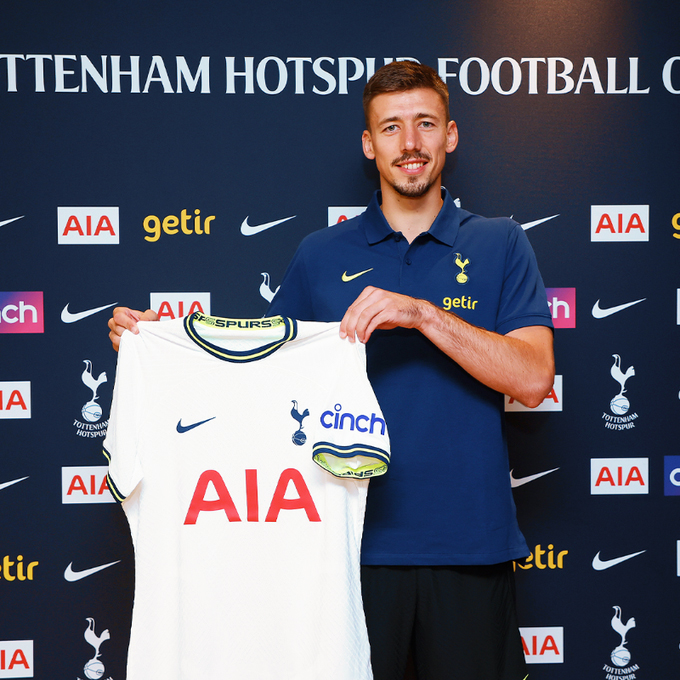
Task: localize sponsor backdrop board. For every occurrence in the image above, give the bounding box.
[1,1,678,677]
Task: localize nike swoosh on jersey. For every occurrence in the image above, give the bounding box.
[510,467,559,488]
[177,417,216,433]
[520,214,559,230]
[591,298,646,319]
[61,302,117,324]
[0,476,29,492]
[0,216,24,228]
[342,268,374,282]
[64,560,121,582]
[592,550,646,571]
[240,215,296,236]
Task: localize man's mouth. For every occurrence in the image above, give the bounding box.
[393,152,431,172]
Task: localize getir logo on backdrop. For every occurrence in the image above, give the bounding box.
[62,466,114,504]
[0,383,30,419]
[150,293,211,320]
[519,627,564,664]
[664,456,680,496]
[0,640,33,678]
[0,293,43,333]
[545,288,575,328]
[506,376,562,412]
[591,458,648,494]
[58,207,119,244]
[591,205,649,242]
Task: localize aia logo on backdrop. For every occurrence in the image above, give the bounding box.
[0,382,31,419]
[505,375,562,411]
[519,627,564,664]
[591,205,649,242]
[0,292,43,333]
[545,288,575,328]
[58,207,119,245]
[150,292,211,320]
[0,640,34,677]
[591,458,648,495]
[62,466,114,504]
[327,206,367,226]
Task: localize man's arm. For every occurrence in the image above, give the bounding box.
[108,307,159,351]
[339,286,554,408]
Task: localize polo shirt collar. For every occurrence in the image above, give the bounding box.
[361,187,461,246]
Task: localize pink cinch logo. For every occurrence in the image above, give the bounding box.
[545,287,575,329]
[0,292,44,333]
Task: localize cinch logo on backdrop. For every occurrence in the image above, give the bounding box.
[0,292,43,333]
[143,209,215,242]
[664,456,680,496]
[505,375,562,411]
[591,205,649,242]
[591,458,648,495]
[0,382,30,419]
[62,466,114,504]
[150,292,211,320]
[328,206,367,226]
[519,627,564,664]
[0,640,33,677]
[545,288,575,328]
[58,207,119,245]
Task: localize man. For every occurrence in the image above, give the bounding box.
[109,61,554,680]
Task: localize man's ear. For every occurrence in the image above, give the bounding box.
[446,120,459,153]
[362,129,375,160]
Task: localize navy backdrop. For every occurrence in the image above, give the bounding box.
[1,1,678,677]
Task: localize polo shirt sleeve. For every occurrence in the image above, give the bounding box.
[496,222,553,335]
[267,240,316,321]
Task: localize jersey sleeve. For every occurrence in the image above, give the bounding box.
[102,330,146,502]
[310,338,391,479]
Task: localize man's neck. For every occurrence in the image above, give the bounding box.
[379,181,444,243]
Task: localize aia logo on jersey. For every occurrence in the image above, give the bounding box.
[327,206,366,226]
[62,466,115,504]
[58,207,119,245]
[591,458,648,495]
[0,640,34,677]
[150,292,211,320]
[519,627,564,664]
[0,292,43,333]
[545,288,575,328]
[0,382,31,419]
[505,376,562,412]
[591,205,649,242]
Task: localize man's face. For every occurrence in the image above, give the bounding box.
[362,88,458,199]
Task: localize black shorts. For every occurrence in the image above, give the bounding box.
[361,563,528,680]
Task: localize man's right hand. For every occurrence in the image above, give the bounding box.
[108,307,159,351]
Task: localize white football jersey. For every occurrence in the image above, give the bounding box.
[103,314,390,680]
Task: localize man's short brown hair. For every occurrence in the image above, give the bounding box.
[363,61,450,128]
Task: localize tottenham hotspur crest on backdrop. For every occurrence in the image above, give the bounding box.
[78,617,113,680]
[73,359,110,438]
[603,354,639,431]
[601,606,640,679]
[290,400,309,446]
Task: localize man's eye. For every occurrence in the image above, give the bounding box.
[384,124,398,132]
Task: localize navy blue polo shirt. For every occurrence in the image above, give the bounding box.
[268,189,552,565]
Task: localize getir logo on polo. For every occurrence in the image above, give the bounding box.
[545,288,575,328]
[519,627,564,664]
[591,205,649,242]
[58,207,119,244]
[0,383,30,419]
[150,292,211,320]
[62,466,114,504]
[0,293,43,333]
[591,458,648,495]
[505,376,562,412]
[0,640,33,677]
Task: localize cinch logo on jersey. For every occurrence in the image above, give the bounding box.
[0,292,43,333]
[143,208,215,242]
[514,543,568,571]
[602,606,639,679]
[0,382,31,419]
[506,375,562,412]
[0,555,39,582]
[545,287,575,328]
[664,456,680,496]
[320,403,387,435]
[73,360,109,437]
[591,205,649,242]
[603,354,638,430]
[150,292,211,320]
[519,627,564,664]
[58,207,119,245]
[591,458,648,495]
[0,640,33,677]
[327,206,367,226]
[62,466,114,504]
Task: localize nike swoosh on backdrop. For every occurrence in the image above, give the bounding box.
[510,467,559,488]
[64,560,121,582]
[240,215,296,236]
[177,417,216,433]
[0,216,24,228]
[0,477,29,492]
[592,550,646,571]
[520,215,559,230]
[591,298,646,319]
[61,302,117,324]
[342,268,374,282]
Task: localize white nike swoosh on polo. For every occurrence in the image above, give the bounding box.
[591,298,646,319]
[0,477,29,492]
[0,216,24,228]
[520,214,559,230]
[61,302,117,324]
[240,215,296,236]
[64,560,121,582]
[592,550,646,571]
[510,467,559,488]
